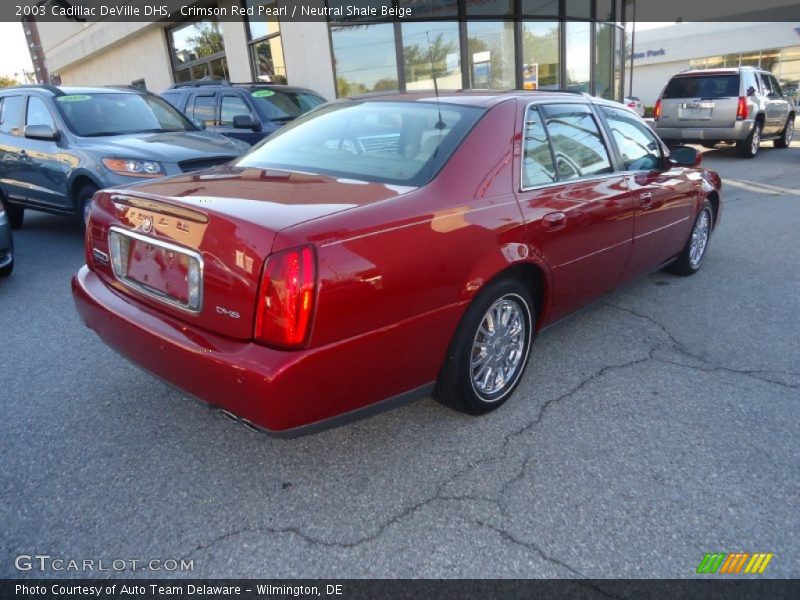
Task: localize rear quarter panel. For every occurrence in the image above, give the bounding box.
[275,99,543,382]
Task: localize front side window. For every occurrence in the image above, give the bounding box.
[220,95,252,127]
[236,101,484,186]
[55,93,194,137]
[602,106,661,171]
[521,105,556,188]
[541,104,613,181]
[26,96,55,129]
[0,95,24,136]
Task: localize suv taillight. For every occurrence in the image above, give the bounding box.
[254,245,316,348]
[653,99,662,121]
[736,96,748,120]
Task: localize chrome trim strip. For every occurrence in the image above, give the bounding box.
[108,226,204,314]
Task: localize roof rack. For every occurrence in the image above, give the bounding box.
[9,84,63,95]
[169,78,230,89]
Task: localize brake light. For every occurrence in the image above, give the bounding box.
[627,102,636,108]
[736,96,748,120]
[654,99,662,121]
[254,245,316,348]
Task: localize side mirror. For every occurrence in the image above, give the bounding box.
[24,124,60,141]
[233,115,257,130]
[191,119,206,130]
[670,145,701,167]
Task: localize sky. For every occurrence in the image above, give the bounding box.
[0,22,34,82]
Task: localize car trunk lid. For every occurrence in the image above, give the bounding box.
[87,166,413,340]
[660,73,741,129]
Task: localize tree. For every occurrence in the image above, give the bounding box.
[185,22,225,60]
[403,33,457,82]
[0,76,20,88]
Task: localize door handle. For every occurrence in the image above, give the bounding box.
[543,211,566,231]
[639,192,653,208]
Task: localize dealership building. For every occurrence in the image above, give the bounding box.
[33,0,630,101]
[629,21,800,106]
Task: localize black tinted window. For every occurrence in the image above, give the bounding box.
[191,95,216,127]
[0,95,24,135]
[522,105,556,187]
[602,106,661,171]
[663,75,740,99]
[26,96,55,129]
[541,104,612,180]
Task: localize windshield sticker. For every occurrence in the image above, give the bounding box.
[56,95,91,102]
[251,90,275,98]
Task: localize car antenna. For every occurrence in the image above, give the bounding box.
[426,32,446,130]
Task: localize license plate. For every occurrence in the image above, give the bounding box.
[108,227,203,313]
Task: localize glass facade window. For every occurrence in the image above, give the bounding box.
[522,0,560,16]
[403,21,462,91]
[465,0,513,16]
[565,21,591,93]
[328,0,627,101]
[245,1,287,84]
[169,20,228,83]
[332,24,399,96]
[467,21,516,89]
[595,23,614,99]
[521,21,560,89]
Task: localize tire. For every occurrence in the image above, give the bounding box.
[0,258,13,278]
[1,198,24,229]
[736,121,761,158]
[435,278,535,415]
[774,116,794,148]
[667,199,714,276]
[76,183,99,228]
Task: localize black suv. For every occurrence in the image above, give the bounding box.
[160,80,326,146]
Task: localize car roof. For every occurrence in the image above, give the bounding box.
[166,81,321,95]
[0,85,148,96]
[339,89,601,108]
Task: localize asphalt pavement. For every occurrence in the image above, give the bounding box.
[1,138,798,579]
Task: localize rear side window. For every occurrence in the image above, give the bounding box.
[663,75,740,99]
[190,94,216,127]
[522,106,556,188]
[26,96,55,129]
[758,73,773,95]
[742,70,759,96]
[0,95,24,135]
[541,104,613,181]
[602,106,661,171]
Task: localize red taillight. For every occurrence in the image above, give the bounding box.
[627,102,636,108]
[653,99,662,121]
[736,96,748,120]
[254,245,316,348]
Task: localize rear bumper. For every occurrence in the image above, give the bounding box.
[654,119,753,142]
[72,266,456,434]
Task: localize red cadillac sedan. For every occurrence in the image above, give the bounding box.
[72,91,722,436]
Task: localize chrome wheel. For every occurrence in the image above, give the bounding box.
[751,125,761,155]
[784,120,794,145]
[689,209,711,268]
[470,295,527,398]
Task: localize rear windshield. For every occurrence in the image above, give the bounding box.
[663,75,740,99]
[249,89,326,122]
[55,93,194,136]
[235,101,484,186]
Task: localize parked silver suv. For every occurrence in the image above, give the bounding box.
[653,67,795,158]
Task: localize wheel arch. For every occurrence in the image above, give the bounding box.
[67,171,102,212]
[472,258,552,331]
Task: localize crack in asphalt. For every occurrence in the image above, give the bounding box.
[184,301,796,574]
